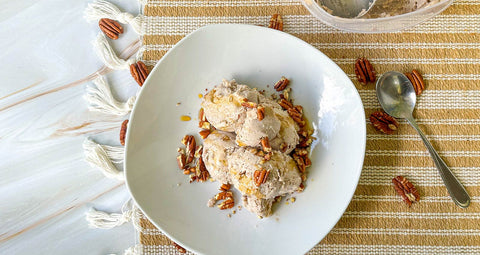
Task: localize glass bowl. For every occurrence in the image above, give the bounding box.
[301,0,453,33]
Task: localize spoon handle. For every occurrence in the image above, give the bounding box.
[406,116,471,208]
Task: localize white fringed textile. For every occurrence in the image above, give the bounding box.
[84,0,144,34]
[86,199,135,229]
[83,138,125,181]
[85,76,136,116]
[93,33,136,70]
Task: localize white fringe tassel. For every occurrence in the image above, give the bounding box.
[86,199,134,229]
[123,245,143,255]
[93,33,135,70]
[85,76,136,116]
[83,138,125,181]
[84,0,144,34]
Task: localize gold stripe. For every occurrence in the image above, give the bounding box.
[293,33,480,44]
[353,185,479,198]
[356,80,480,91]
[364,155,479,168]
[365,108,480,120]
[319,48,480,61]
[367,139,480,152]
[144,5,309,17]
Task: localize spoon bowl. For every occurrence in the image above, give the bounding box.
[376,71,471,208]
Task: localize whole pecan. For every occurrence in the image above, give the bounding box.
[181,135,196,164]
[172,242,186,253]
[119,119,128,146]
[99,18,123,40]
[274,76,290,91]
[354,57,376,85]
[370,111,399,135]
[405,69,425,95]
[392,176,420,207]
[130,61,149,86]
[218,198,235,210]
[253,169,270,186]
[220,183,231,191]
[257,106,265,121]
[260,137,272,153]
[268,14,283,31]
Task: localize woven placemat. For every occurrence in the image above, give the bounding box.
[136,0,480,253]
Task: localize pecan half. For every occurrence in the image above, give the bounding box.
[278,98,294,110]
[220,183,231,191]
[274,76,290,91]
[405,69,425,95]
[268,14,283,31]
[215,191,233,200]
[392,176,420,207]
[354,57,376,85]
[99,18,123,40]
[287,108,305,127]
[129,61,149,86]
[254,169,270,186]
[260,137,272,153]
[218,198,235,210]
[370,111,399,135]
[182,135,196,164]
[120,119,128,146]
[199,129,211,139]
[177,154,186,170]
[257,106,265,121]
[293,154,306,173]
[241,100,257,108]
[172,242,186,253]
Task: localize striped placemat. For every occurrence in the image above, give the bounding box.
[136,0,480,253]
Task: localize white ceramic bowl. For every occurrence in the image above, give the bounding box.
[125,24,366,255]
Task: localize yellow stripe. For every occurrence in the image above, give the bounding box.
[144,5,309,17]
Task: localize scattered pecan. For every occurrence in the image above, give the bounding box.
[278,98,294,110]
[199,129,211,139]
[241,100,258,108]
[268,14,283,31]
[254,169,270,186]
[215,191,233,200]
[218,198,235,210]
[182,135,196,164]
[283,88,291,101]
[130,61,149,86]
[98,18,123,40]
[119,119,128,146]
[297,137,313,148]
[297,183,305,192]
[392,176,420,207]
[293,154,306,173]
[287,108,305,127]
[177,154,186,170]
[172,242,186,253]
[220,183,231,192]
[354,57,376,85]
[196,151,210,182]
[370,111,399,135]
[405,69,425,95]
[257,106,265,121]
[274,76,290,91]
[260,137,272,153]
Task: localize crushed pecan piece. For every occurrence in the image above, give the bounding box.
[119,119,128,146]
[220,183,231,191]
[293,154,306,173]
[99,18,123,40]
[215,191,233,200]
[260,137,272,153]
[172,242,186,253]
[264,152,272,161]
[354,57,376,85]
[370,111,399,135]
[287,108,305,127]
[274,76,290,91]
[218,198,235,210]
[268,14,283,31]
[392,176,420,207]
[177,154,186,170]
[241,101,258,108]
[257,106,265,121]
[130,61,149,86]
[405,70,426,95]
[254,169,270,186]
[297,183,305,192]
[278,98,293,110]
[199,129,211,139]
[183,135,196,164]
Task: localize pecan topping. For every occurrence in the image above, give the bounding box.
[278,98,294,110]
[199,129,211,139]
[370,111,399,135]
[254,169,270,186]
[257,106,265,121]
[297,183,305,192]
[287,108,305,127]
[196,151,210,182]
[98,18,123,40]
[280,142,288,153]
[241,100,258,108]
[354,57,376,85]
[172,242,186,253]
[181,135,196,164]
[405,69,425,95]
[119,119,128,146]
[177,154,186,170]
[218,198,235,210]
[274,76,290,91]
[260,137,272,153]
[293,154,306,173]
[264,152,272,161]
[215,191,233,200]
[220,183,231,191]
[392,176,420,207]
[268,14,283,31]
[129,61,149,86]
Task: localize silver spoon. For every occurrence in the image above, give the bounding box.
[376,71,471,208]
[318,0,376,18]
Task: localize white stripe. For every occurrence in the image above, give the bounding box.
[331,228,480,235]
[335,58,480,65]
[454,0,480,4]
[312,42,480,50]
[366,150,480,157]
[144,14,480,35]
[367,134,480,141]
[146,0,300,7]
[352,195,480,203]
[312,244,480,254]
[347,73,480,80]
[360,90,480,109]
[366,118,480,125]
[343,211,480,219]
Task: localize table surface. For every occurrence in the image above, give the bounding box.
[0,1,142,254]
